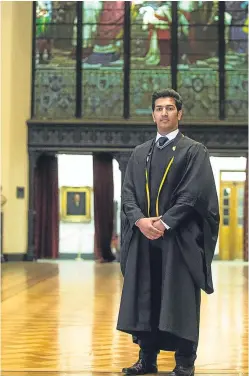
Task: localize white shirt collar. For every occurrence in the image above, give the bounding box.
[156,128,179,142]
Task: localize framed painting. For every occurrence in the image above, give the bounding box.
[60,186,92,223]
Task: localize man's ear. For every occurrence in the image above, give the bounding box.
[152,112,156,122]
[178,109,183,121]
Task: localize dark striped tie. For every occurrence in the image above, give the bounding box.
[158,136,168,148]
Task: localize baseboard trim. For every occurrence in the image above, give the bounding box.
[1,253,95,262]
[2,253,26,262]
[2,253,95,261]
[59,253,95,260]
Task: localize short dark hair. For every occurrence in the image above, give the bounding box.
[152,89,183,112]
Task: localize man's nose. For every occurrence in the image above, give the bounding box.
[162,107,168,116]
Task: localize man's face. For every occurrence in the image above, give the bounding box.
[74,193,81,205]
[152,97,182,135]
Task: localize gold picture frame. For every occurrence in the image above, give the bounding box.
[60,186,92,223]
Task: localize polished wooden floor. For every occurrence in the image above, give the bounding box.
[1,261,248,376]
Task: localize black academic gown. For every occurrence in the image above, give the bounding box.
[116,132,220,350]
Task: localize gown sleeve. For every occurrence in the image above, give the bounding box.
[162,143,219,231]
[122,149,146,228]
[162,142,220,293]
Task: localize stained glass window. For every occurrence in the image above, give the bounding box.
[177,1,219,120]
[225,1,248,119]
[81,1,125,118]
[32,1,248,122]
[130,1,172,119]
[34,1,77,118]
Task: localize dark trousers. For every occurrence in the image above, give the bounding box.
[137,240,197,367]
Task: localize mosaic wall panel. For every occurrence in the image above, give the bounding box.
[178,68,219,120]
[130,70,171,118]
[226,71,248,119]
[34,69,76,119]
[82,68,123,118]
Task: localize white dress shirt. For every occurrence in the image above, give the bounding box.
[156,128,179,142]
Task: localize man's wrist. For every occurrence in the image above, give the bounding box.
[135,218,143,227]
[160,219,170,230]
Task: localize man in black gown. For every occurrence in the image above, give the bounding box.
[117,89,220,376]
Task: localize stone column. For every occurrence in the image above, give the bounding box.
[113,152,131,261]
[115,152,131,185]
[26,151,41,261]
[244,155,248,261]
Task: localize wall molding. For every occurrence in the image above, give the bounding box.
[59,253,95,260]
[2,253,96,261]
[3,254,26,262]
[27,120,248,155]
